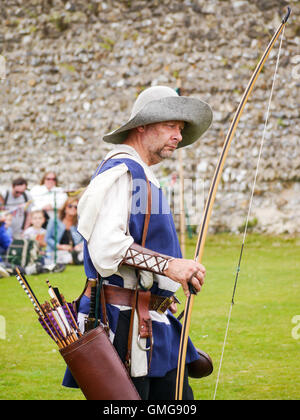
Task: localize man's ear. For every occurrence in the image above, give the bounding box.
[136,125,145,133]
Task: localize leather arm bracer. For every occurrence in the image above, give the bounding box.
[120,243,175,276]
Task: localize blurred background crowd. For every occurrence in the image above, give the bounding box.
[0,171,83,277]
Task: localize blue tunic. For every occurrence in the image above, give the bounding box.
[63,157,199,387]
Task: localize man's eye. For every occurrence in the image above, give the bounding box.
[165,123,184,131]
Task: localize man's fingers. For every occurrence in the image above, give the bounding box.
[169,302,177,314]
[195,263,206,277]
[182,267,205,297]
[182,281,190,298]
[166,258,206,297]
[195,270,205,285]
[190,276,202,293]
[190,267,205,285]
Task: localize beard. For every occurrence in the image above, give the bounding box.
[148,145,176,165]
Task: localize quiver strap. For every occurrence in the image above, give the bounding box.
[125,176,153,372]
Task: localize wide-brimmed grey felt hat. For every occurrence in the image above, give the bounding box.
[103,86,213,148]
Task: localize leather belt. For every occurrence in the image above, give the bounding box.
[88,281,174,315]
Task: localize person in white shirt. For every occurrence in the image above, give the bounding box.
[30,171,67,225]
[0,178,33,237]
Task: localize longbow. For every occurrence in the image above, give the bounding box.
[175,6,291,400]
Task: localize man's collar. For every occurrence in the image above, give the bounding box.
[105,145,161,188]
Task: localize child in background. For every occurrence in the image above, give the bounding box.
[22,209,65,274]
[1,210,65,277]
[23,210,47,250]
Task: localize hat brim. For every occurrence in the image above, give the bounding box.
[103,96,213,149]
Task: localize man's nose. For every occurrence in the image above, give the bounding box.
[174,127,183,143]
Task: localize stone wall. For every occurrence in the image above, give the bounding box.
[0,0,300,234]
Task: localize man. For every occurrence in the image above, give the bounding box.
[0,178,32,237]
[63,86,213,399]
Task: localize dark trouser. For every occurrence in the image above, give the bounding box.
[113,309,194,401]
[131,367,193,400]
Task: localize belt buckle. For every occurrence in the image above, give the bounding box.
[157,297,173,314]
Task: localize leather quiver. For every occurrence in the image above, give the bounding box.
[188,349,213,379]
[59,326,140,400]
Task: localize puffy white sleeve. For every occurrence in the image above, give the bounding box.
[78,164,134,277]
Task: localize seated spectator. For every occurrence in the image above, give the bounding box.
[0,178,32,238]
[0,215,13,259]
[30,171,67,228]
[0,215,13,277]
[45,197,83,265]
[23,210,47,251]
[1,211,65,277]
[3,213,13,239]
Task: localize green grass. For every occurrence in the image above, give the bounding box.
[0,234,299,400]
[0,265,86,400]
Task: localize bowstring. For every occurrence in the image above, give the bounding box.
[213,25,286,400]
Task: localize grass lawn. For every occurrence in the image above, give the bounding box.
[0,233,299,400]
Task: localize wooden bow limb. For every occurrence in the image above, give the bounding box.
[175,6,291,400]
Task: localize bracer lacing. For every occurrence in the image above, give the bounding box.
[121,243,175,275]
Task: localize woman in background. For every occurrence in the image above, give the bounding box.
[45,197,83,265]
[30,171,67,227]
